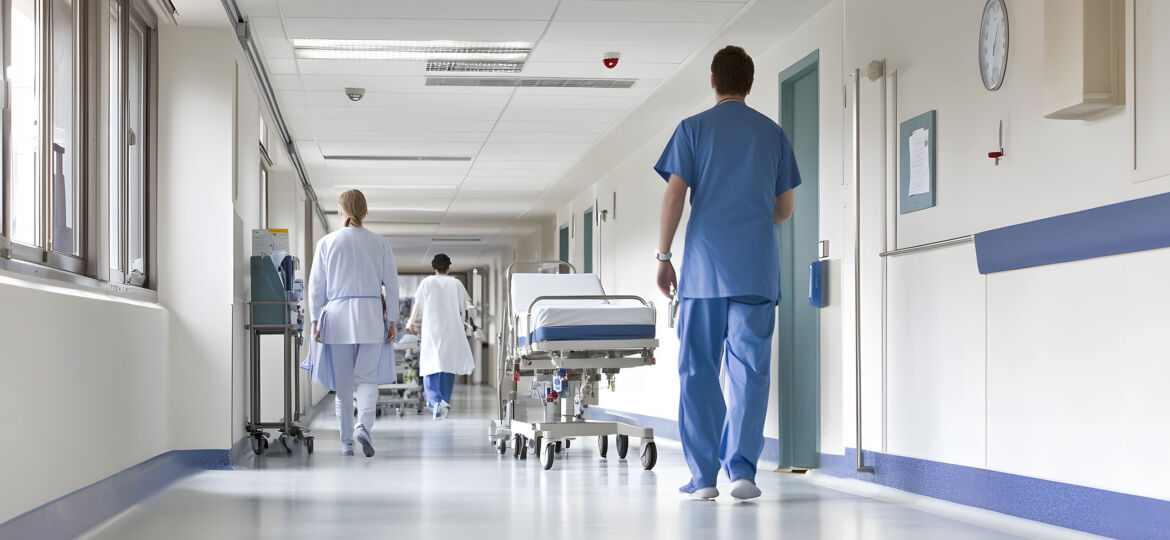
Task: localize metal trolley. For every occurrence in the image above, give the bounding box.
[244,253,314,455]
[489,260,659,471]
[376,341,425,417]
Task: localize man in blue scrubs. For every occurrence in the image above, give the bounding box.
[654,45,801,501]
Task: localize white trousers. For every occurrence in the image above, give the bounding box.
[330,343,381,446]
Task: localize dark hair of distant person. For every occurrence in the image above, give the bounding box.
[432,253,452,273]
[711,45,754,96]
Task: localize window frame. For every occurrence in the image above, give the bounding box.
[0,0,158,301]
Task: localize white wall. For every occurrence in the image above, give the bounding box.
[553,0,1170,504]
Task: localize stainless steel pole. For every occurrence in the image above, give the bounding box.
[853,68,875,474]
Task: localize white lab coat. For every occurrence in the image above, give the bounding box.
[407,275,474,377]
[308,226,399,344]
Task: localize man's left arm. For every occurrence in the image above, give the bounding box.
[773,190,794,224]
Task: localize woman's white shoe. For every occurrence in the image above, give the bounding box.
[730,479,762,500]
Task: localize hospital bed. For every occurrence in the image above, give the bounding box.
[489,260,659,471]
[376,334,424,417]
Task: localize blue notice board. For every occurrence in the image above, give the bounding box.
[899,110,936,214]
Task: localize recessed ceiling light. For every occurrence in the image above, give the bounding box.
[292,39,534,62]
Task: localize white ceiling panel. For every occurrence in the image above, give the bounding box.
[519,61,677,79]
[447,199,538,215]
[323,159,472,173]
[484,130,601,144]
[307,131,490,144]
[499,107,624,123]
[284,105,503,122]
[303,117,498,133]
[506,93,638,111]
[474,142,589,162]
[289,75,515,94]
[528,41,695,64]
[256,38,294,59]
[237,0,280,17]
[281,19,548,42]
[513,80,662,97]
[295,59,426,77]
[246,17,287,39]
[315,141,482,157]
[264,58,299,75]
[553,1,742,23]
[469,161,574,173]
[280,91,512,110]
[542,21,720,44]
[491,120,612,134]
[274,0,557,20]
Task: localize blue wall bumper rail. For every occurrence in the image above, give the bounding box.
[0,449,229,539]
[974,191,1170,274]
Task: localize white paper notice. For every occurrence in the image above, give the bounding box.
[908,128,931,196]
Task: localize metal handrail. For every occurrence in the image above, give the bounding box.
[878,235,974,257]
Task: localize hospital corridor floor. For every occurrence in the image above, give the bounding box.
[79,387,1069,539]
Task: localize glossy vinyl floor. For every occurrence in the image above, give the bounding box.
[83,386,1034,540]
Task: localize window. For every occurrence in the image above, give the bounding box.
[2,0,156,293]
[105,0,153,287]
[259,165,269,229]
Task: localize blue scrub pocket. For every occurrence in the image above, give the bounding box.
[809,260,827,308]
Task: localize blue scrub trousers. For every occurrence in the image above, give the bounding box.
[424,372,456,408]
[677,296,775,487]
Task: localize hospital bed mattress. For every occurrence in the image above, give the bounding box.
[519,304,655,345]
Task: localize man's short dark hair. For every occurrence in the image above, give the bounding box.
[711,45,754,96]
[431,253,452,273]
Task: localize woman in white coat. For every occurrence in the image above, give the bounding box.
[406,253,474,420]
[308,190,399,456]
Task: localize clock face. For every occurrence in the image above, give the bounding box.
[979,0,1009,90]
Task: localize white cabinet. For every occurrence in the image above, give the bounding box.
[1043,0,1125,119]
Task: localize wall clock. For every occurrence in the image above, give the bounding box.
[979,0,1009,90]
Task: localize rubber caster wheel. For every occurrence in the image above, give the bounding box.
[565,439,571,450]
[278,434,292,455]
[250,436,265,455]
[305,437,315,454]
[598,436,608,458]
[616,434,629,460]
[519,437,529,460]
[513,435,523,459]
[555,441,562,454]
[640,441,657,470]
[533,436,543,459]
[397,408,404,418]
[542,443,556,470]
[376,409,383,418]
[497,440,507,456]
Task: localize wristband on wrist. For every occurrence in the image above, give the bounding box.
[655,251,672,261]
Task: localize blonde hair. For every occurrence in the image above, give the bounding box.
[338,189,368,228]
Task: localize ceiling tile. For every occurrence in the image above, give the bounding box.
[553,1,742,23]
[281,18,548,42]
[272,0,558,20]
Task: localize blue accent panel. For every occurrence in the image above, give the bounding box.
[819,449,1170,539]
[0,450,230,539]
[522,324,656,345]
[808,260,827,308]
[974,191,1170,274]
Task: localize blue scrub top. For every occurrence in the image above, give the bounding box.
[654,101,801,302]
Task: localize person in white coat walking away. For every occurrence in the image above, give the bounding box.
[406,253,474,420]
[308,189,399,456]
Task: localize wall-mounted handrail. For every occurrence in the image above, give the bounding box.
[878,235,974,258]
[851,68,874,474]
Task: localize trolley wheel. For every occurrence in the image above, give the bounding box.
[397,408,405,418]
[376,409,383,418]
[533,436,543,459]
[640,441,657,470]
[519,437,529,460]
[497,439,507,456]
[616,434,630,459]
[278,434,293,455]
[513,435,523,459]
[250,436,264,455]
[305,437,315,454]
[542,443,556,470]
[565,439,571,450]
[555,441,563,454]
[598,435,608,458]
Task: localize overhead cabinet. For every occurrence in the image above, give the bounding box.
[1043,0,1125,119]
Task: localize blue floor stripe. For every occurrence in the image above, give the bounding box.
[0,449,229,540]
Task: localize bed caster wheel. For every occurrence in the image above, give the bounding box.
[555,441,562,454]
[520,437,529,460]
[542,443,556,470]
[565,439,571,450]
[278,434,292,455]
[598,436,608,458]
[497,440,507,456]
[640,442,657,470]
[616,435,629,459]
[376,409,383,418]
[397,408,404,418]
[513,435,523,459]
[305,437,315,454]
[533,436,542,459]
[250,436,266,455]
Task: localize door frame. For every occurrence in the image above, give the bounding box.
[776,50,821,470]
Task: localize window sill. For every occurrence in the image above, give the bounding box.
[0,257,159,304]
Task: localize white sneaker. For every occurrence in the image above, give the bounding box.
[340,445,354,456]
[354,425,375,457]
[438,401,451,420]
[679,480,719,500]
[730,478,762,500]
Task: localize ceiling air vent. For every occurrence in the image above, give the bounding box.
[426,76,637,89]
[427,60,524,73]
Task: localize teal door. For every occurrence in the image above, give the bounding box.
[776,51,820,470]
[559,225,570,263]
[583,208,594,273]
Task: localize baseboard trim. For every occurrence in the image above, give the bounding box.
[586,406,1170,539]
[0,449,229,540]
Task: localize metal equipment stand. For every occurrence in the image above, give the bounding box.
[245,301,314,455]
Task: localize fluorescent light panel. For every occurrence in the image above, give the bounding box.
[426,60,524,73]
[292,39,533,62]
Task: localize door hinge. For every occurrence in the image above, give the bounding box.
[842,84,848,108]
[0,79,8,111]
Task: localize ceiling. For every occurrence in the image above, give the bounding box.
[233,0,750,269]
